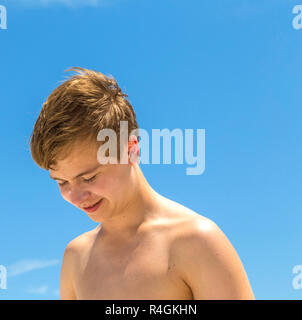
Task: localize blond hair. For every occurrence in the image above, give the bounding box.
[29,67,139,170]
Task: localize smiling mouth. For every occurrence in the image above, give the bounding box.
[84,199,103,209]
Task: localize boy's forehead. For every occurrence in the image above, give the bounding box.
[50,140,100,175]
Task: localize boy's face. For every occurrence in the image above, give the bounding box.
[49,138,137,222]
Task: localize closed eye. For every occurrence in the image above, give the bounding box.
[58,175,97,187]
[84,175,97,183]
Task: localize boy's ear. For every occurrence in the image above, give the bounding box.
[128,135,139,164]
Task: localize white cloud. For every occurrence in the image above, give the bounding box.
[26,286,60,296]
[2,0,119,8]
[7,259,60,277]
[26,285,49,295]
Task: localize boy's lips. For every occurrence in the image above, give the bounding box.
[83,198,103,210]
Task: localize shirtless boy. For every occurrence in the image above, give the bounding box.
[29,67,255,300]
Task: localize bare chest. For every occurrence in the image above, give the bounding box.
[74,233,192,300]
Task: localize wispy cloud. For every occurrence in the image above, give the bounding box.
[26,285,49,295]
[7,259,60,277]
[2,0,121,8]
[25,285,60,297]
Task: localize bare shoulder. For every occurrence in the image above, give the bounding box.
[169,209,230,261]
[60,227,100,300]
[158,197,221,258]
[159,196,217,236]
[64,226,100,255]
[167,208,219,247]
[164,199,235,267]
[165,203,255,299]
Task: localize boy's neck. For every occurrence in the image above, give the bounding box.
[98,165,163,241]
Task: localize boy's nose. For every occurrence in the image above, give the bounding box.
[69,186,90,208]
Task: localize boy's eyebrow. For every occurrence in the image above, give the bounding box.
[49,164,101,181]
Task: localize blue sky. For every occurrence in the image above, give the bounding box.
[0,0,301,300]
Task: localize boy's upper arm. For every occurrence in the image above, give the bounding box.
[60,241,77,300]
[173,218,255,300]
